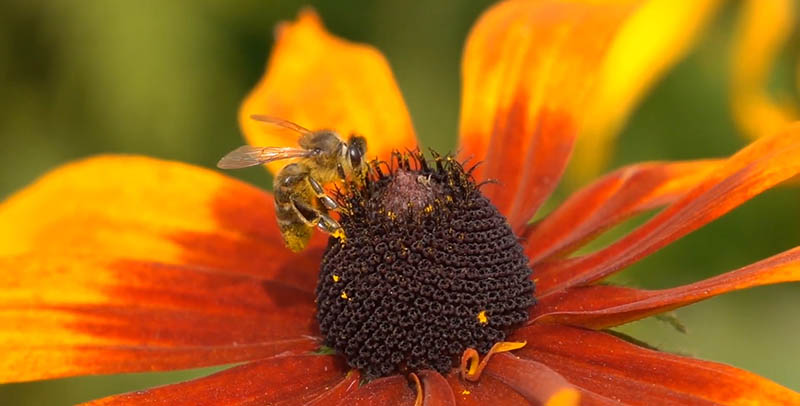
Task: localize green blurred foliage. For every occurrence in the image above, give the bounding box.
[0,1,798,404]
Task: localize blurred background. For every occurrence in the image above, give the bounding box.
[1,0,799,404]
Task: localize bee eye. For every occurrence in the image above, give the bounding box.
[349,145,362,168]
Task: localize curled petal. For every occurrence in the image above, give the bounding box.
[535,124,800,294]
[335,375,417,406]
[83,355,350,405]
[414,370,456,406]
[512,324,800,405]
[485,353,580,406]
[0,155,324,288]
[240,9,416,174]
[524,159,721,264]
[731,0,797,141]
[571,0,721,181]
[531,246,800,328]
[0,255,317,382]
[458,0,641,231]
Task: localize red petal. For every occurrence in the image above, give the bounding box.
[83,355,349,405]
[418,370,456,406]
[0,155,324,289]
[307,369,361,406]
[459,0,641,231]
[0,256,318,382]
[523,160,721,264]
[485,353,580,406]
[534,125,800,294]
[531,246,800,328]
[513,324,800,405]
[335,375,417,406]
[445,372,530,406]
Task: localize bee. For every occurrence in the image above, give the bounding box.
[217,115,368,252]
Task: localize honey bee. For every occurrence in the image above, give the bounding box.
[217,115,368,252]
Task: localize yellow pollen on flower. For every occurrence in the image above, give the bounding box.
[332,274,340,283]
[477,310,488,324]
[461,389,471,395]
[387,211,397,220]
[340,291,349,300]
[424,204,434,213]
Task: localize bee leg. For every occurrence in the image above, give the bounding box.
[317,212,346,242]
[337,163,346,181]
[307,176,340,211]
[291,198,346,242]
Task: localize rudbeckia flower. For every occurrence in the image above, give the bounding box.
[2,1,800,405]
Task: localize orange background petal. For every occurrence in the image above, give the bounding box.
[571,0,721,182]
[513,324,800,405]
[0,155,325,287]
[731,0,798,141]
[85,355,349,405]
[524,159,721,264]
[239,9,417,174]
[531,246,800,329]
[535,123,800,294]
[458,0,642,231]
[0,255,318,382]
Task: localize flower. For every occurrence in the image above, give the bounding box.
[2,1,800,405]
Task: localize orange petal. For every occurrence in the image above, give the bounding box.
[485,353,580,406]
[335,375,417,406]
[0,155,324,289]
[418,370,456,406]
[570,0,721,182]
[83,355,350,405]
[0,255,318,382]
[534,123,800,294]
[458,0,642,231]
[531,246,800,329]
[523,159,721,264]
[731,0,797,141]
[240,9,417,174]
[512,324,800,405]
[445,372,530,406]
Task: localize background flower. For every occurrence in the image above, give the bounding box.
[0,1,799,404]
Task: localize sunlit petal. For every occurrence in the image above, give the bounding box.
[534,123,800,294]
[0,255,317,382]
[513,324,800,405]
[571,0,721,182]
[731,0,798,141]
[524,159,721,264]
[83,355,349,405]
[240,9,416,174]
[0,155,323,287]
[458,0,642,232]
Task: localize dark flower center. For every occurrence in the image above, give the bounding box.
[315,152,535,379]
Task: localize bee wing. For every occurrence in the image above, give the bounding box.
[250,115,315,137]
[217,146,312,169]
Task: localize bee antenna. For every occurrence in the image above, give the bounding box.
[466,160,484,177]
[476,178,500,189]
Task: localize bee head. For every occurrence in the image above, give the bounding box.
[346,135,368,176]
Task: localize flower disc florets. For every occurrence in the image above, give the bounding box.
[315,151,535,379]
